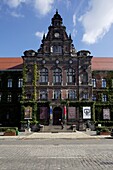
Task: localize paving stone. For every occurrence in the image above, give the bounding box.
[0,142,113,169]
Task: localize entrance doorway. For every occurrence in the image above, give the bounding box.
[53,107,62,125]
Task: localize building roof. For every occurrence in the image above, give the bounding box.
[91,57,113,71]
[0,57,113,71]
[0,58,23,70]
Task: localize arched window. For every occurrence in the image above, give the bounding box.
[40,68,48,84]
[40,90,48,100]
[54,90,61,99]
[67,68,75,84]
[68,90,76,99]
[53,68,62,84]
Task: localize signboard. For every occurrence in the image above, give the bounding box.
[68,107,76,119]
[83,107,91,119]
[103,109,110,120]
[24,106,32,119]
[40,107,48,120]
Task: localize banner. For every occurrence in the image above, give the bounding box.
[40,107,48,120]
[24,106,32,119]
[83,107,91,119]
[50,106,52,115]
[103,109,110,120]
[64,106,67,119]
[50,106,53,120]
[68,107,76,119]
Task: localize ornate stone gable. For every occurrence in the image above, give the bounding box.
[38,10,76,57]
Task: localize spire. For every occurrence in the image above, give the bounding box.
[43,33,45,40]
[69,33,72,40]
[56,9,58,14]
[51,10,62,26]
[41,33,45,43]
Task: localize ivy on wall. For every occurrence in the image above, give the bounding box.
[32,63,37,101]
[22,63,27,101]
[21,62,39,122]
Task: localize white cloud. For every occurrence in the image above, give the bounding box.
[73,13,76,26]
[65,0,71,9]
[34,0,54,16]
[3,0,26,8]
[72,0,85,38]
[72,28,77,38]
[72,14,77,38]
[3,0,55,16]
[79,0,113,44]
[11,11,24,17]
[35,31,44,39]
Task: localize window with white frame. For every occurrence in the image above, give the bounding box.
[18,94,22,101]
[83,93,88,100]
[40,90,48,100]
[8,79,12,88]
[92,94,96,101]
[102,79,106,88]
[67,68,75,84]
[54,90,61,99]
[92,78,96,87]
[7,94,12,102]
[53,45,62,53]
[18,78,23,88]
[40,68,48,83]
[102,94,107,102]
[68,90,76,99]
[80,72,88,84]
[53,68,62,84]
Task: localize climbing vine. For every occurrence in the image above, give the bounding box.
[22,63,27,101]
[32,63,37,101]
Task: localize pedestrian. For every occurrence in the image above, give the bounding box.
[61,121,64,130]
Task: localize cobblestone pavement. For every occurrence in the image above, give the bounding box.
[0,139,113,170]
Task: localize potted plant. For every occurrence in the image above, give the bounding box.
[4,128,16,136]
[30,120,40,132]
[100,127,110,135]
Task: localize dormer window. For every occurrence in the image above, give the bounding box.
[53,45,62,53]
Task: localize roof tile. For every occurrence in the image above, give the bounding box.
[0,58,23,70]
[0,57,113,71]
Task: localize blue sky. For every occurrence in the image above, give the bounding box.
[0,0,113,57]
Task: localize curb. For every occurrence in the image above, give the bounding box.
[0,132,111,140]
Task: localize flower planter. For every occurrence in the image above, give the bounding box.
[4,132,16,136]
[100,132,110,135]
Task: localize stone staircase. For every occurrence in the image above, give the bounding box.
[40,125,75,133]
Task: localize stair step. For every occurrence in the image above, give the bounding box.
[40,125,74,132]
